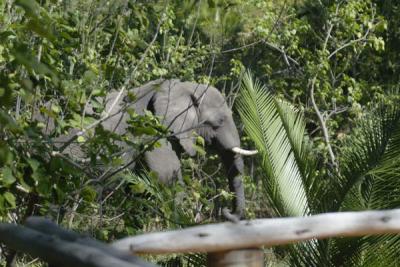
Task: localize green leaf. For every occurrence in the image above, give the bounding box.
[13,45,59,84]
[27,158,40,172]
[51,104,61,114]
[3,192,16,208]
[36,179,51,196]
[1,166,16,186]
[131,182,146,194]
[81,186,97,202]
[220,189,233,200]
[196,135,205,147]
[15,0,40,18]
[83,70,97,84]
[132,126,158,136]
[193,191,201,200]
[0,195,4,211]
[193,144,206,156]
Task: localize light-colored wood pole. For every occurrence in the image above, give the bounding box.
[207,248,264,267]
[113,209,400,254]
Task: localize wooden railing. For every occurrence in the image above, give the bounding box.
[1,209,400,267]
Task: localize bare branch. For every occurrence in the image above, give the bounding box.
[221,39,265,53]
[328,3,376,60]
[51,151,97,179]
[221,39,300,67]
[308,10,336,168]
[328,30,371,59]
[309,77,337,167]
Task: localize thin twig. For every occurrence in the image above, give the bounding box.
[309,77,336,166]
[328,31,371,59]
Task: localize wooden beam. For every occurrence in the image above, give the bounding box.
[112,209,400,254]
[24,217,153,266]
[0,223,156,267]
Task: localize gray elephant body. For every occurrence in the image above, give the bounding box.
[38,79,255,217]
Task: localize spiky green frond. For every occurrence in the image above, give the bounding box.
[329,101,400,266]
[237,71,314,217]
[359,235,400,267]
[337,103,400,211]
[237,72,321,264]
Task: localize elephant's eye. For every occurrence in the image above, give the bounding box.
[206,117,225,129]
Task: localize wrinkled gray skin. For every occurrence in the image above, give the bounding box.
[39,79,248,217]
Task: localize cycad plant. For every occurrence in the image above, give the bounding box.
[237,71,400,266]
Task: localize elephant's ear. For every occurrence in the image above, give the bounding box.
[152,80,199,156]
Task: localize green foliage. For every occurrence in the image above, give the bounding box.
[238,71,400,266]
[1,0,212,249]
[1,0,400,265]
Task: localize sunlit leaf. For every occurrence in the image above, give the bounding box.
[1,166,16,186]
[3,192,16,208]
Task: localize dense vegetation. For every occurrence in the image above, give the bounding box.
[1,0,400,266]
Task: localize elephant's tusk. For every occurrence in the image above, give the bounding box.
[231,147,258,156]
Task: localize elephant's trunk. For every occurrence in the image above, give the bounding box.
[231,147,258,156]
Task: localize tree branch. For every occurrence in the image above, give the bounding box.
[309,76,337,167]
[309,15,336,168]
[327,30,371,60]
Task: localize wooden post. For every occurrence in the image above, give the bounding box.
[207,248,264,267]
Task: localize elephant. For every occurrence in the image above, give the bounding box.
[36,79,257,218]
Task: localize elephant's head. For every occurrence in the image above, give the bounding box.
[152,79,257,158]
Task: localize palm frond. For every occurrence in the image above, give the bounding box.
[330,99,400,265]
[360,235,400,267]
[337,102,400,211]
[237,71,313,217]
